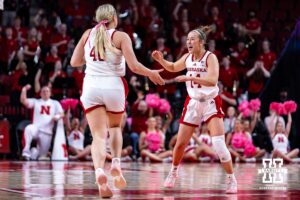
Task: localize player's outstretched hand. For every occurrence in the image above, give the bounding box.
[175,75,192,82]
[149,69,165,85]
[151,50,163,63]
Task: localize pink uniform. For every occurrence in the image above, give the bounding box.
[22,98,63,159]
[81,28,128,113]
[180,51,224,127]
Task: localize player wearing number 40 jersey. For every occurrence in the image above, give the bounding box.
[70,3,164,198]
[152,26,237,193]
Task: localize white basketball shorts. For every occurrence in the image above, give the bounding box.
[179,95,224,127]
[80,75,128,113]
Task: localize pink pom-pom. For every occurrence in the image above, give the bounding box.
[231,133,246,149]
[145,94,160,108]
[270,102,286,115]
[284,100,297,113]
[60,98,79,111]
[126,117,132,127]
[158,99,171,114]
[249,98,261,112]
[238,100,250,112]
[244,141,256,157]
[242,108,252,117]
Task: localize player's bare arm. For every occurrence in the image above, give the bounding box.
[117,31,165,85]
[151,51,187,72]
[70,29,90,67]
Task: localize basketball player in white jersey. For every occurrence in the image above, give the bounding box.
[271,112,299,162]
[152,26,237,193]
[70,4,164,198]
[20,84,64,160]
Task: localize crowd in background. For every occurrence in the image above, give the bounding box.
[0,0,299,162]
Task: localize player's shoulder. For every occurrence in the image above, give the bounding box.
[113,30,131,40]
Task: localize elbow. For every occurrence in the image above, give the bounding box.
[70,57,83,67]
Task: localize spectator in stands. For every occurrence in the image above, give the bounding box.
[218,81,237,112]
[45,45,61,75]
[246,60,270,99]
[48,60,67,99]
[130,97,151,158]
[2,27,18,72]
[230,40,249,76]
[219,56,239,90]
[10,50,30,105]
[51,23,70,60]
[224,106,237,135]
[12,16,27,45]
[257,40,277,72]
[208,39,222,60]
[204,6,225,42]
[20,84,64,160]
[139,117,172,162]
[174,35,188,60]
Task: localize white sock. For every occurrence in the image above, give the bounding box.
[112,157,121,166]
[95,167,104,175]
[227,173,235,179]
[171,164,179,172]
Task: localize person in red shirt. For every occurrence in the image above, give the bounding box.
[12,17,28,45]
[206,6,225,41]
[244,11,261,36]
[257,40,277,72]
[70,67,84,97]
[218,81,237,114]
[51,23,71,60]
[246,60,270,99]
[2,27,18,72]
[45,46,61,75]
[48,60,67,99]
[230,41,249,76]
[219,56,239,90]
[174,35,188,60]
[208,39,222,60]
[37,17,53,49]
[23,27,40,61]
[130,96,152,158]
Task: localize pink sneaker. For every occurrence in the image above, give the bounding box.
[95,170,113,198]
[163,171,178,188]
[110,164,127,189]
[226,175,237,194]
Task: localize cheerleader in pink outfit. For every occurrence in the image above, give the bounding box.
[139,117,172,162]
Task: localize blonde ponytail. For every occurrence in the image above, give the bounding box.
[93,4,119,60]
[192,25,213,42]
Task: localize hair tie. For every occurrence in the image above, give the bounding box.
[95,19,109,30]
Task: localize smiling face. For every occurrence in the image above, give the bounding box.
[186,31,203,54]
[147,117,157,129]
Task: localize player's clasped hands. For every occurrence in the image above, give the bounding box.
[149,69,165,85]
[175,75,192,82]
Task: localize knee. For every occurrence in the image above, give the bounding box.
[24,124,36,133]
[211,135,231,162]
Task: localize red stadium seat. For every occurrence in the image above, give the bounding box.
[0,95,10,106]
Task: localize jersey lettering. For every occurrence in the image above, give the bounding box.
[40,105,50,115]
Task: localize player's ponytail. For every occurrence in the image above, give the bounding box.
[192,25,213,42]
[94,4,118,60]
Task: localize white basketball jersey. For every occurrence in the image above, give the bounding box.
[198,133,212,146]
[67,130,84,151]
[272,133,288,154]
[27,98,63,134]
[84,28,126,76]
[185,51,219,100]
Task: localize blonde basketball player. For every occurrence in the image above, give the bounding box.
[70,4,165,198]
[152,26,237,193]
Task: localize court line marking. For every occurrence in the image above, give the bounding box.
[0,188,42,197]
